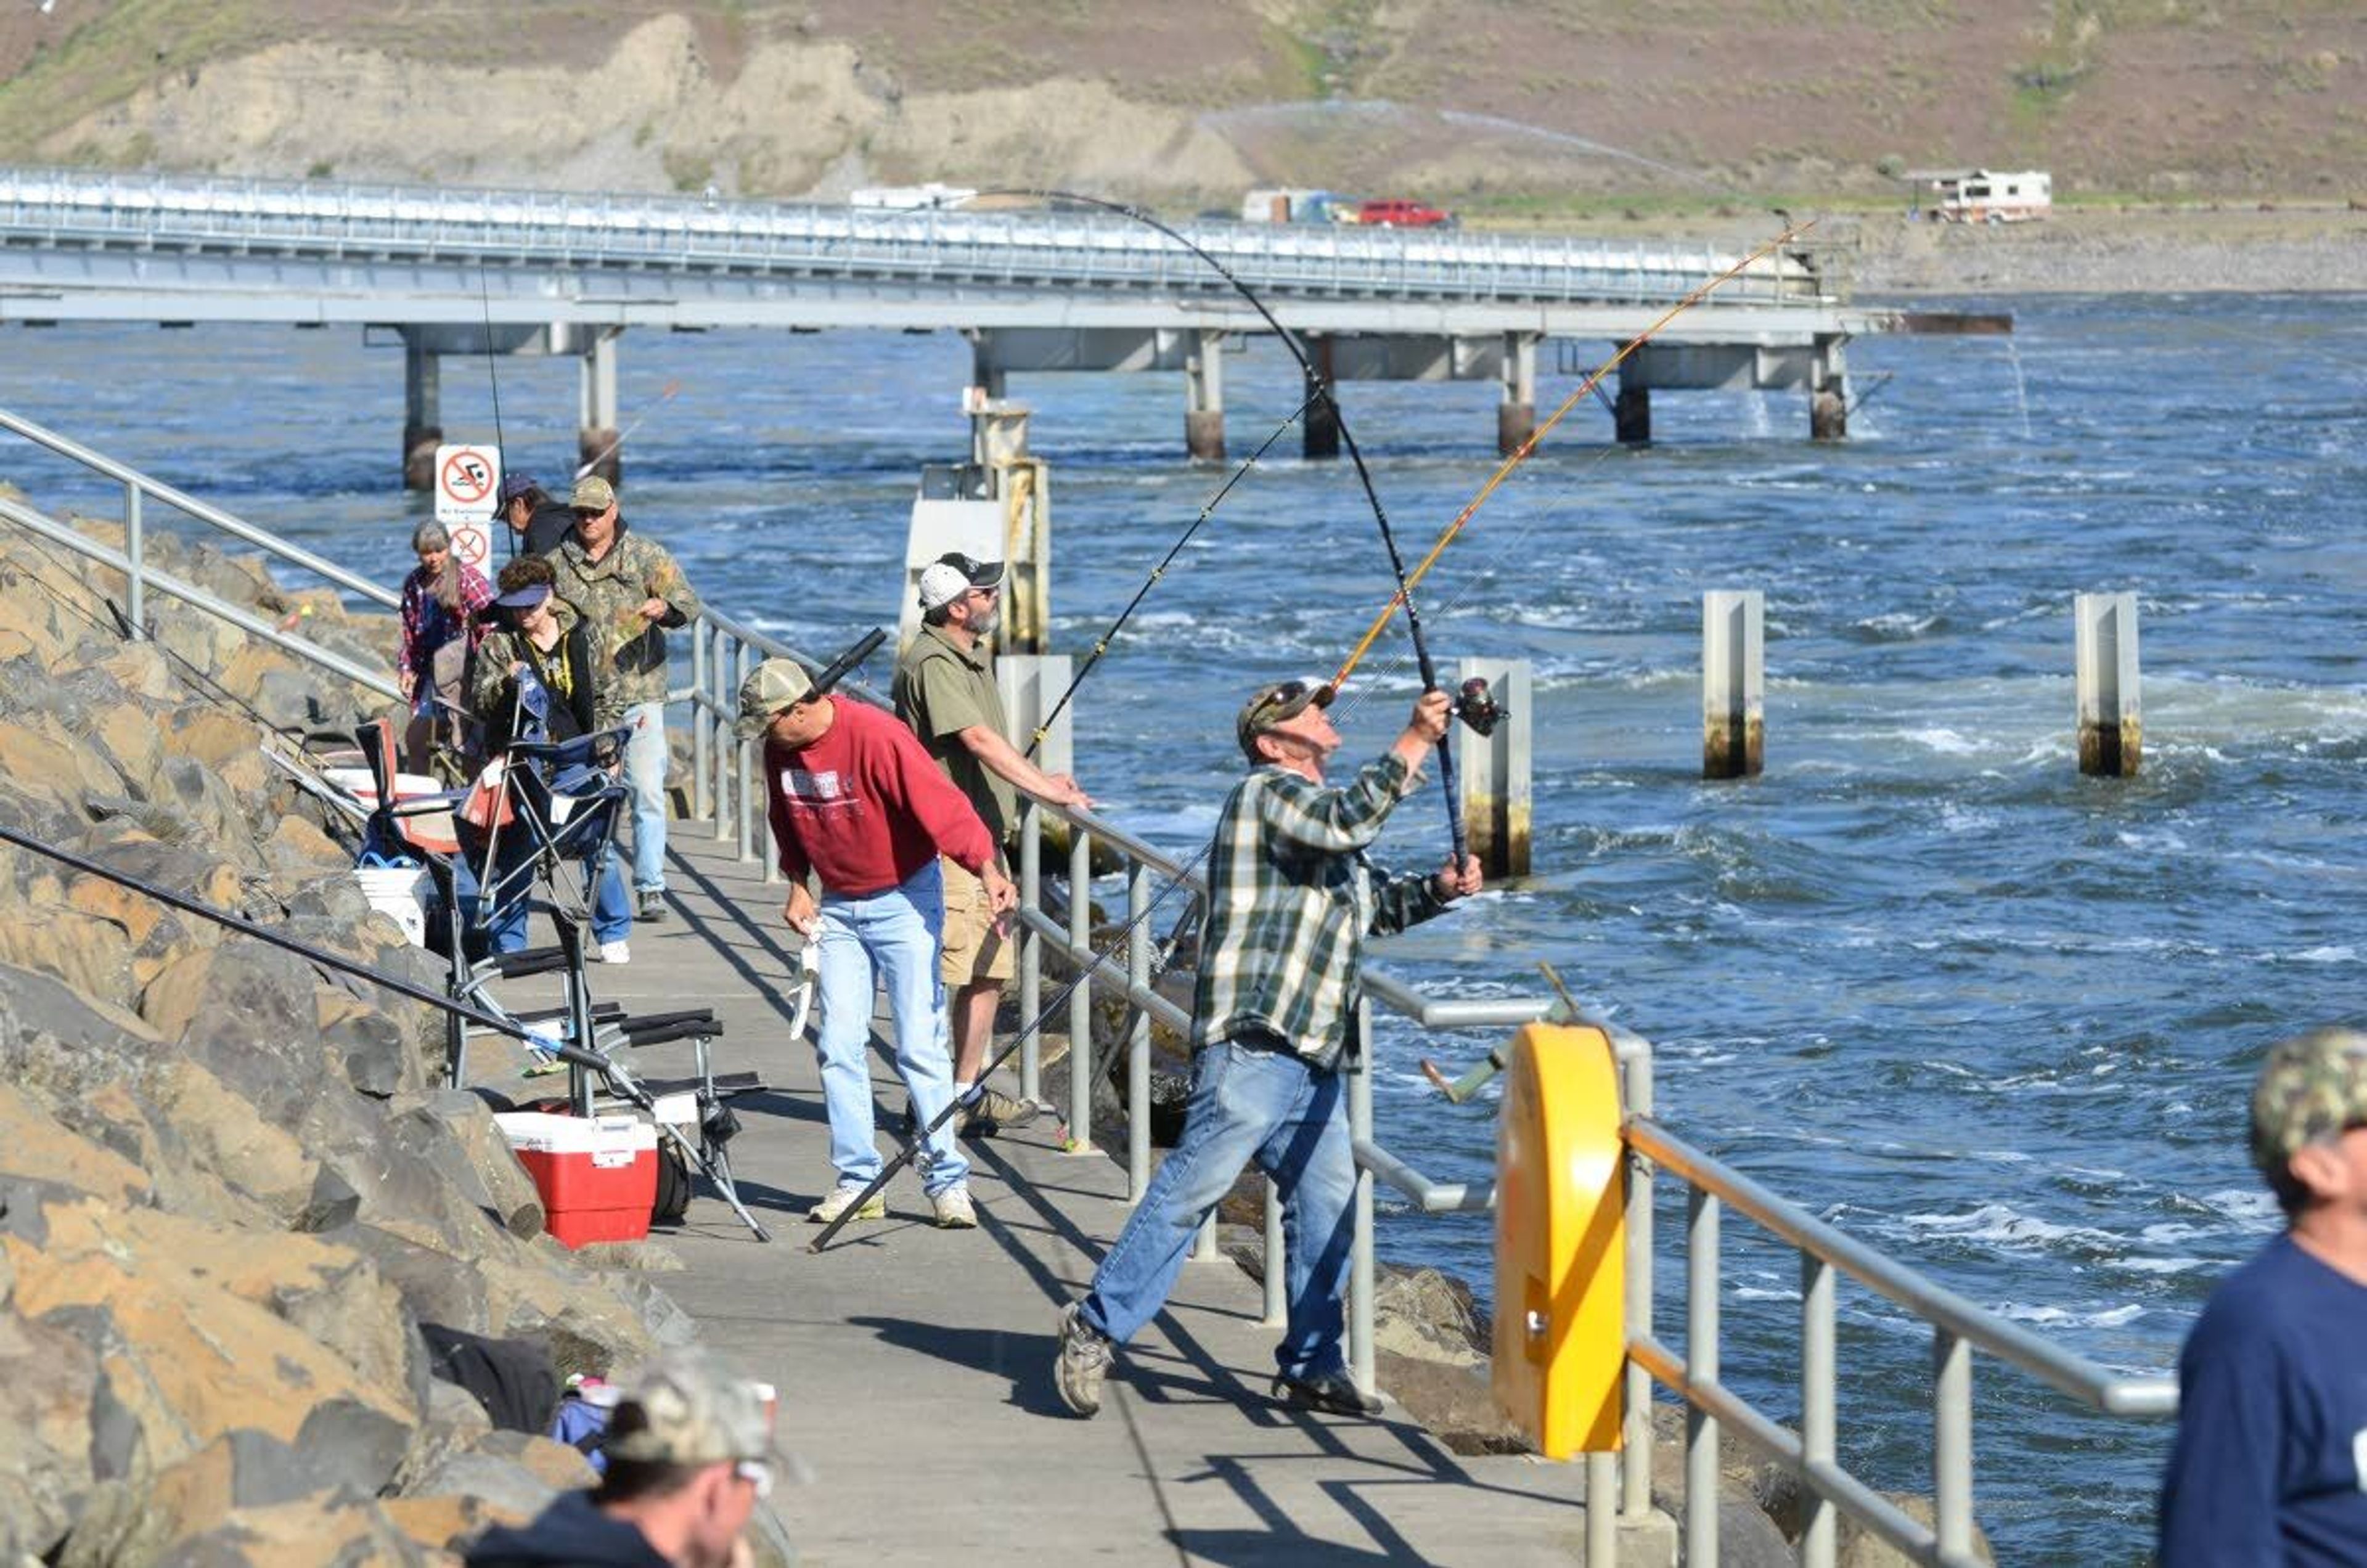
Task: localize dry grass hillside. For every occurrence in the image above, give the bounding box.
[0,1,2359,211]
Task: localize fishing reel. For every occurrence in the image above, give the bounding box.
[1453,676,1504,738]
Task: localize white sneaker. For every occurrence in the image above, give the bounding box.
[809,1184,886,1225]
[597,940,631,965]
[931,1184,978,1230]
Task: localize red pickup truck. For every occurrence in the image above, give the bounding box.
[1355,198,1453,228]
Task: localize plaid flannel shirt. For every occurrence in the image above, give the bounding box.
[1190,751,1449,1066]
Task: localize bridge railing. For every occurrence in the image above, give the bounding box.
[0,165,1826,308]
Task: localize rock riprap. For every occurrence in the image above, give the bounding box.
[0,508,693,1563]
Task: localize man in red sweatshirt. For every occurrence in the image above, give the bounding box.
[740,657,1016,1230]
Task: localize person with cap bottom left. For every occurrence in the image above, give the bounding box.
[2157,1026,2367,1565]
[894,551,1094,1140]
[740,655,1016,1230]
[464,1349,782,1568]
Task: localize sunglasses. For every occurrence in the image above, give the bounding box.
[1248,679,1331,730]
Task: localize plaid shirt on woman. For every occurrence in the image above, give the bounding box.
[1190,751,1448,1066]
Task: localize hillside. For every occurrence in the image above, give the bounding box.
[0,2,2360,211]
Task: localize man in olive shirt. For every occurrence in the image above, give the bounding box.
[893,552,1090,1137]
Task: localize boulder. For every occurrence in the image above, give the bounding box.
[1835,1492,1997,1567]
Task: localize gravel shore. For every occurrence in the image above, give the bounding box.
[1838,205,2367,296]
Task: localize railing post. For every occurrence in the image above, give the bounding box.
[1685,1186,1721,1566]
[734,641,756,864]
[1621,1040,1656,1522]
[1125,859,1151,1201]
[1065,825,1097,1154]
[690,624,710,822]
[1017,799,1042,1104]
[122,481,144,636]
[1349,994,1376,1397]
[1585,1453,1617,1567]
[1801,1252,1838,1568]
[1934,1328,1975,1560]
[2075,590,2141,777]
[713,632,736,842]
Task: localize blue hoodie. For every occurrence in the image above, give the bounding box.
[464,1490,671,1567]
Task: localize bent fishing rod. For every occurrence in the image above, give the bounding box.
[1324,219,1813,696]
[981,187,1473,867]
[1021,388,1319,761]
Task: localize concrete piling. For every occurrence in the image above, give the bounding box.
[1614,374,1651,446]
[401,332,440,490]
[1185,327,1225,462]
[1809,333,1848,442]
[2075,592,2141,777]
[1457,657,1532,879]
[1703,590,1764,778]
[577,327,622,484]
[1497,332,1538,457]
[1303,338,1341,460]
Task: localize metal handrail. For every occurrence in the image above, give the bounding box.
[1627,1117,2180,1419]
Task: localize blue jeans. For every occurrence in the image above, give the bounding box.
[812,861,968,1196]
[624,700,668,894]
[483,827,632,952]
[1079,1039,1355,1382]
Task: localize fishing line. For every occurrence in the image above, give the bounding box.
[478,264,511,560]
[978,187,1470,864]
[574,378,684,482]
[1023,388,1319,761]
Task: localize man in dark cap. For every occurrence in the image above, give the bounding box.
[893,551,1091,1138]
[491,473,575,559]
[2159,1026,2367,1564]
[1052,678,1479,1422]
[465,1350,782,1568]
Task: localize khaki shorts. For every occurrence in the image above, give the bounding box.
[939,855,1013,988]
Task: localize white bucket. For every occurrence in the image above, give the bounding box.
[353,864,430,947]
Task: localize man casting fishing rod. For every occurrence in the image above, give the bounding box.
[1053,679,1481,1420]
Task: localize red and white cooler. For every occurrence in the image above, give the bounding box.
[495,1112,659,1248]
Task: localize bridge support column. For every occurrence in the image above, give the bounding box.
[1185,329,1224,463]
[1809,333,1848,441]
[1303,337,1340,460]
[1614,370,1651,446]
[970,332,1007,401]
[1498,332,1538,456]
[578,327,623,484]
[402,332,441,491]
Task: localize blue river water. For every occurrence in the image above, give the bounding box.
[5,293,2362,1562]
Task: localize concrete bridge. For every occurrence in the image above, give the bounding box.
[0,166,1995,481]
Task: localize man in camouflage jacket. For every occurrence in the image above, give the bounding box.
[548,475,703,919]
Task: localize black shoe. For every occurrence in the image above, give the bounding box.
[634,888,668,923]
[1273,1370,1382,1418]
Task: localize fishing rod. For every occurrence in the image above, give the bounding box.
[574,378,684,482]
[1416,961,1583,1103]
[980,187,1473,867]
[810,837,1208,1252]
[479,264,513,560]
[1324,220,1813,697]
[1022,388,1319,761]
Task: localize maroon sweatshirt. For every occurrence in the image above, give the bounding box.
[763,696,995,896]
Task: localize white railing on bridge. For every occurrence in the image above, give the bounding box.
[0,165,1825,310]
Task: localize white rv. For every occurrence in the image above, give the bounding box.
[1906,169,2053,224]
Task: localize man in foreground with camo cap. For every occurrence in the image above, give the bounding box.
[2158,1027,2367,1565]
[465,1350,780,1568]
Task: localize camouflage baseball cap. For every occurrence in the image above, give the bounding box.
[2249,1027,2367,1172]
[735,656,814,739]
[600,1350,775,1468]
[569,475,617,512]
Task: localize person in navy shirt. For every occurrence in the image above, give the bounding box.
[2159,1027,2367,1566]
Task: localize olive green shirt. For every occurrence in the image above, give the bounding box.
[893,623,1018,849]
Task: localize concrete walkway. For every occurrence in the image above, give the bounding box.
[499,825,1593,1567]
